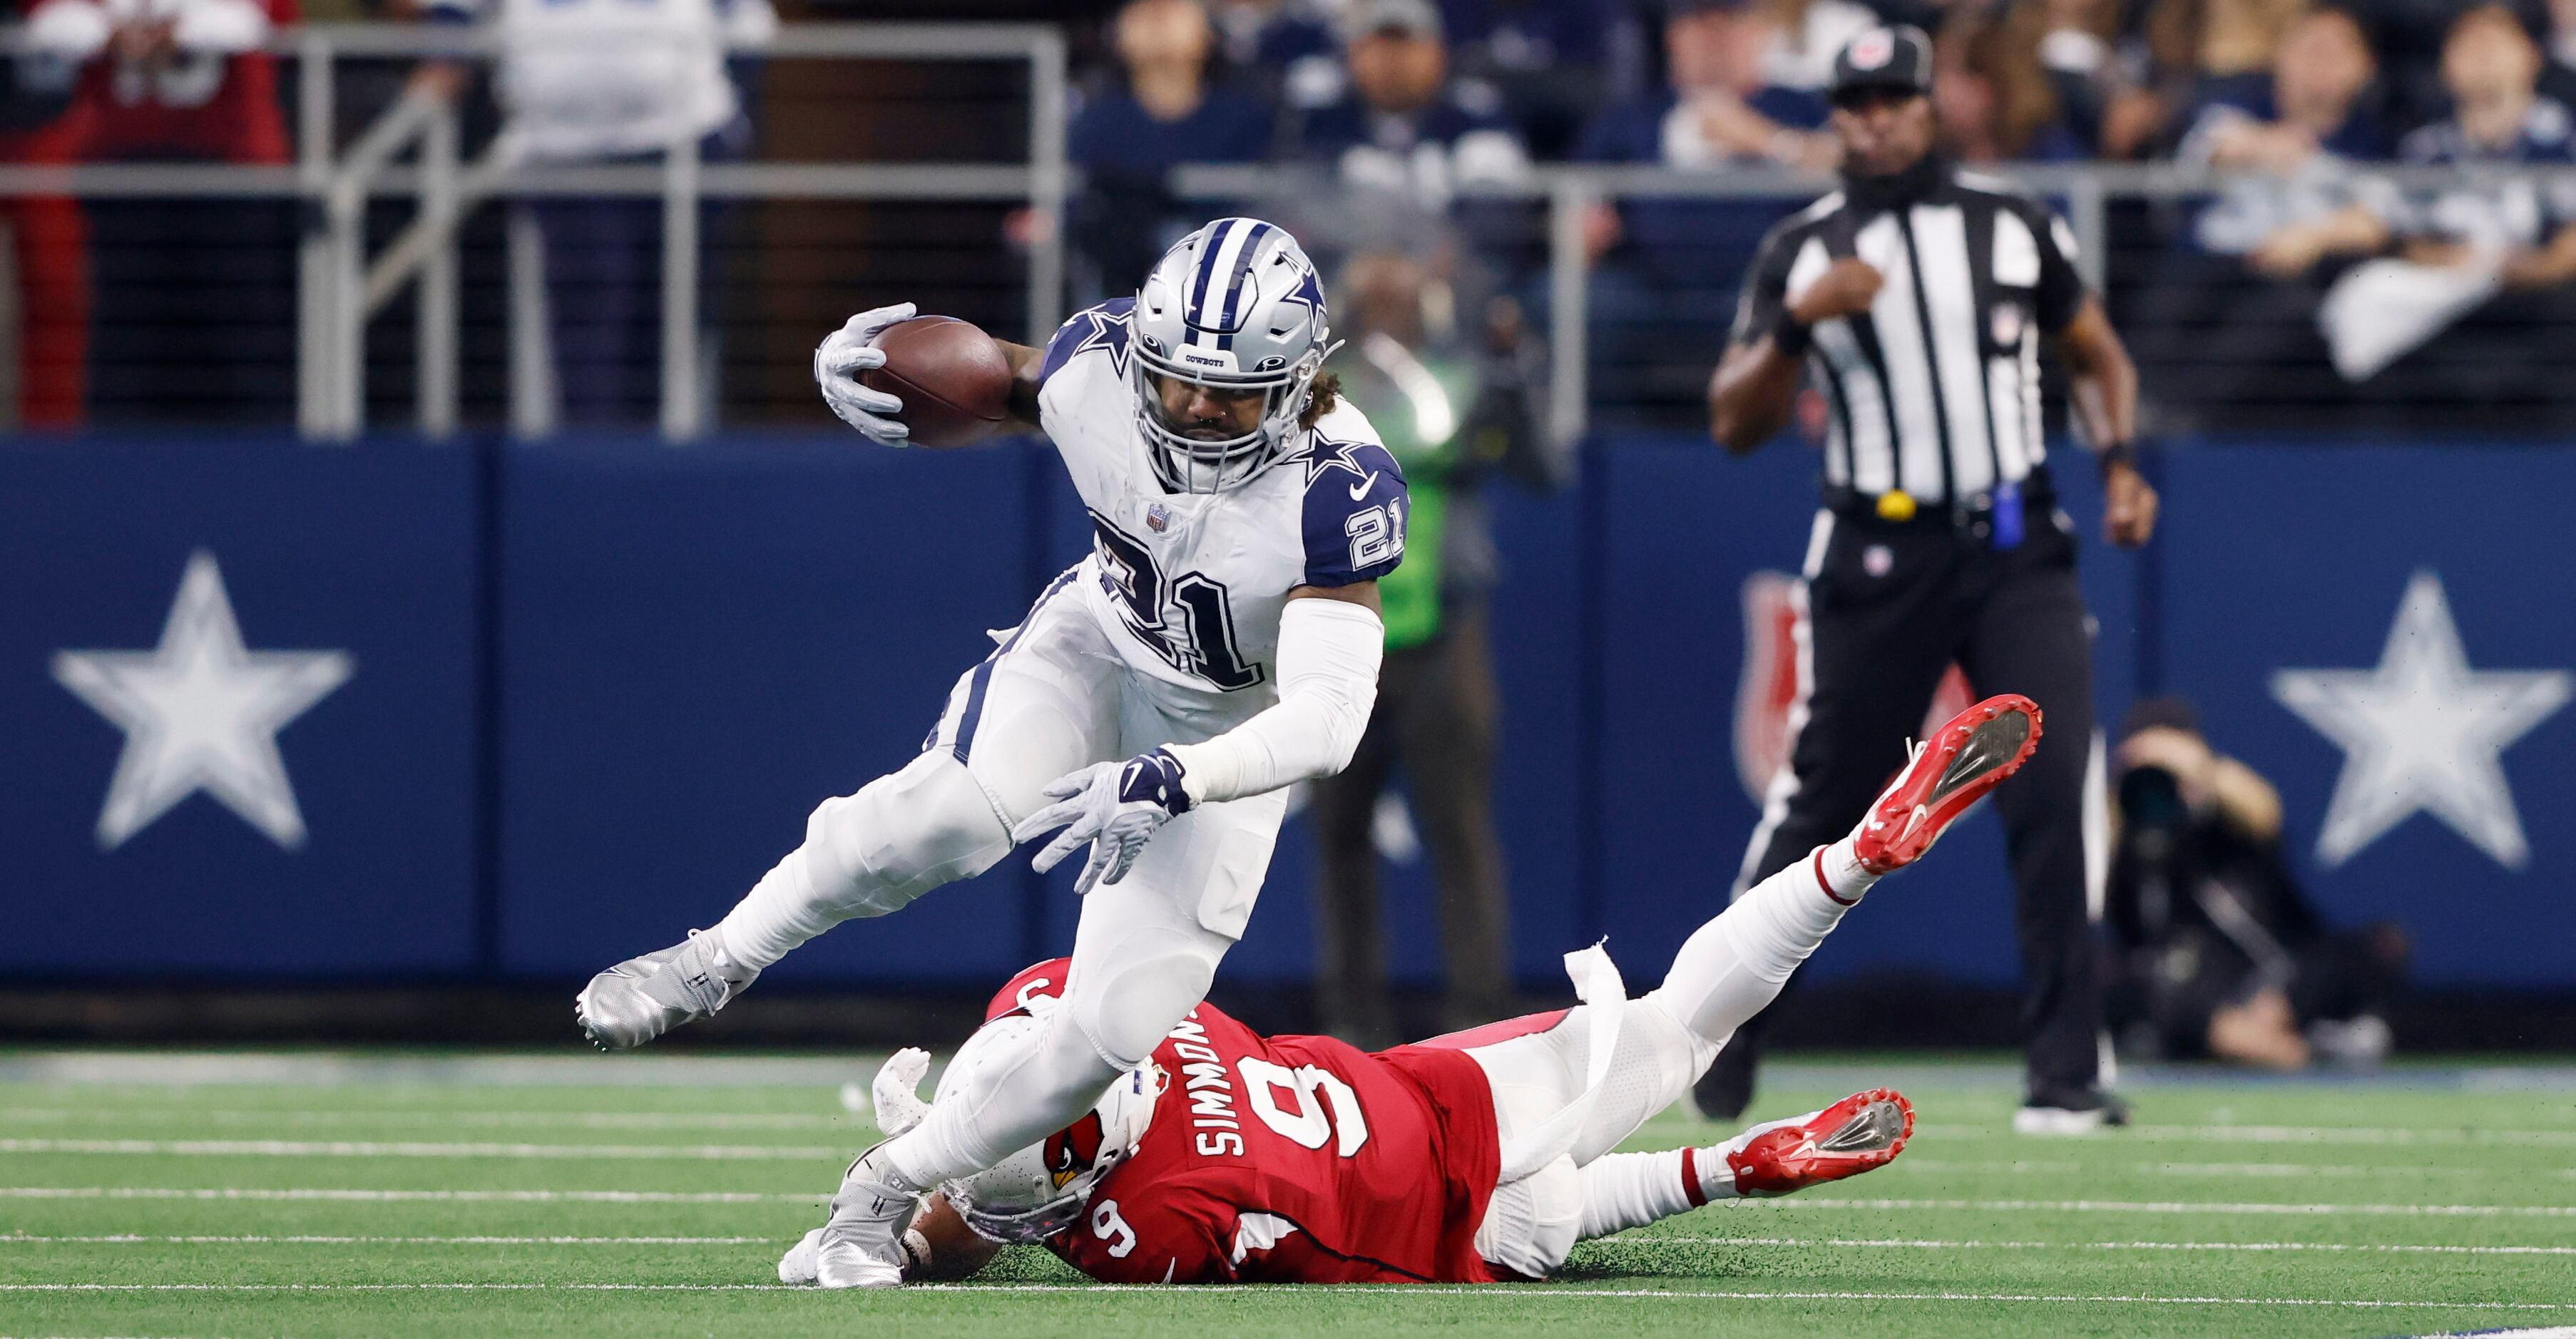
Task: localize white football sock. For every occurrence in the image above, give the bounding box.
[1576,1147,1741,1239]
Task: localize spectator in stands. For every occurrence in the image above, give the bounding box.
[1309,239,1560,1047]
[2263,6,2576,380]
[1,0,88,429]
[2127,0,2306,155]
[2182,5,2389,259]
[1762,0,1881,93]
[1573,0,1827,423]
[1932,4,2092,161]
[2254,5,2574,285]
[1292,0,1532,214]
[2023,0,2148,153]
[2119,4,2392,421]
[2103,699,2407,1070]
[415,0,776,426]
[30,0,297,424]
[1071,0,1277,295]
[1207,0,1344,113]
[1438,0,1646,158]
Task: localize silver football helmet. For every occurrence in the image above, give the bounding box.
[936,1012,1165,1243]
[1130,216,1334,493]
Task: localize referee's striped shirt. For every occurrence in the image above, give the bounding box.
[1733,168,2090,505]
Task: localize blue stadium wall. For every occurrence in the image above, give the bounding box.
[3,432,2567,992]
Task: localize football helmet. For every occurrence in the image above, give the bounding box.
[936,1012,1165,1243]
[1129,216,1334,493]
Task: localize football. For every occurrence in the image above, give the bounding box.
[859,315,1016,448]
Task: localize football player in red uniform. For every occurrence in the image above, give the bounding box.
[782,694,2039,1286]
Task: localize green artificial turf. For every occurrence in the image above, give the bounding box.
[0,1052,2569,1338]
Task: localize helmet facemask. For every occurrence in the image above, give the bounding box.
[1129,344,1325,494]
[1128,216,1334,494]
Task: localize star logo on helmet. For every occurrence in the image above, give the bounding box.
[1277,265,1326,326]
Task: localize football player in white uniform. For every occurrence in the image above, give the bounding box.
[573,217,1408,1288]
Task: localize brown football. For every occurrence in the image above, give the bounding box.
[857,315,1015,448]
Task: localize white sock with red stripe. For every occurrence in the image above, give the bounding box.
[1573,1147,1743,1238]
[1815,836,1879,906]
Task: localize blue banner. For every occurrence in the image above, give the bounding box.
[0,437,480,976]
[0,432,2560,992]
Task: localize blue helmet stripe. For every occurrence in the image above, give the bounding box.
[1187,218,1238,335]
[1216,220,1272,333]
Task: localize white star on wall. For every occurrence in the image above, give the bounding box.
[52,551,354,851]
[2271,570,2569,869]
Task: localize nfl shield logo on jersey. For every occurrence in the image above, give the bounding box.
[1147,503,1170,533]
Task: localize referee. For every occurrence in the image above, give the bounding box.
[1700,25,2158,1134]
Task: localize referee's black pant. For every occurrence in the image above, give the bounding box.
[1720,485,2103,1104]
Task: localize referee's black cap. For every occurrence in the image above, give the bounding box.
[1826,25,1934,103]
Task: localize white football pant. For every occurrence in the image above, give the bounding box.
[1466,851,1854,1276]
[716,567,1285,1188]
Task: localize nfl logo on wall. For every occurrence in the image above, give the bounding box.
[1734,571,1971,802]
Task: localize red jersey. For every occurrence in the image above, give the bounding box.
[72,0,296,164]
[984,960,1501,1285]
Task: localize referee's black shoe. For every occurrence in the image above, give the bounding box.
[2015,1084,2131,1135]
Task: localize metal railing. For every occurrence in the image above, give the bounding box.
[0,25,2565,443]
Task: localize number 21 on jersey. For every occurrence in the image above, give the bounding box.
[1090,513,1264,692]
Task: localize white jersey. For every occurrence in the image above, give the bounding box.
[429,0,775,163]
[1035,298,1409,719]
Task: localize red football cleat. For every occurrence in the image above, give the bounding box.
[1725,1087,1915,1197]
[1849,694,2042,874]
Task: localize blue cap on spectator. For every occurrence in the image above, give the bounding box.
[1827,25,1935,101]
[1344,0,1442,42]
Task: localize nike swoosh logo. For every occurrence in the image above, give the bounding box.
[1347,471,1377,501]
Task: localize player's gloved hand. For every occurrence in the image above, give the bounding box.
[1013,749,1195,896]
[813,302,916,444]
[871,1047,933,1138]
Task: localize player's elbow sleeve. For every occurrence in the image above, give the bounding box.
[1277,597,1381,777]
[1168,597,1382,804]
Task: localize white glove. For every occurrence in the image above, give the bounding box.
[813,302,916,444]
[1012,749,1194,896]
[778,1226,824,1284]
[871,1047,933,1137]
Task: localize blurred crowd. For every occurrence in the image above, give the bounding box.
[2,0,2574,429]
[1062,0,2576,426]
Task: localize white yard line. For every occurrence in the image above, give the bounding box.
[1895,1159,2551,1178]
[0,1283,2566,1309]
[0,1109,856,1132]
[1916,1124,2576,1148]
[1615,1236,2576,1256]
[0,1234,771,1245]
[0,1187,820,1204]
[0,1138,845,1161]
[1755,1197,2576,1217]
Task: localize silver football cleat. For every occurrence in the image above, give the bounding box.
[815,1144,921,1289]
[574,929,759,1051]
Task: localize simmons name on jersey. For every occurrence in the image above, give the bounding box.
[1036,294,1408,704]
